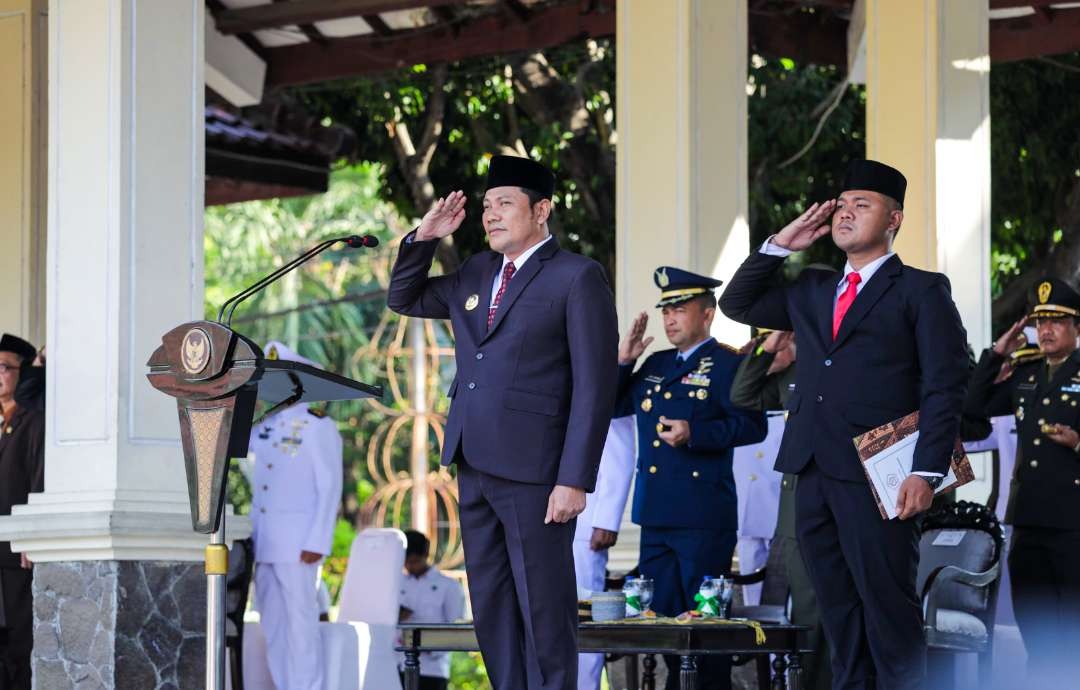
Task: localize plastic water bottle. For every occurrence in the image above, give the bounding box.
[697,576,719,617]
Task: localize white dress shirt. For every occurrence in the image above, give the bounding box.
[489,234,553,307]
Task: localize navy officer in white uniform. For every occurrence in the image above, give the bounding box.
[248,341,344,690]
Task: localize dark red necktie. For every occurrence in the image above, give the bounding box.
[832,271,861,340]
[488,262,516,329]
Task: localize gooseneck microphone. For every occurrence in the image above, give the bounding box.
[217,234,379,326]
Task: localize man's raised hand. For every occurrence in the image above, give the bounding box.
[772,200,837,252]
[619,311,653,365]
[992,317,1029,358]
[416,191,467,242]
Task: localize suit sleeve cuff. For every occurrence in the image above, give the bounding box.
[760,236,793,257]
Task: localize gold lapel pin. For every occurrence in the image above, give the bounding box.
[465,294,480,311]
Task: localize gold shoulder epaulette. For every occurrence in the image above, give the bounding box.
[717,342,740,355]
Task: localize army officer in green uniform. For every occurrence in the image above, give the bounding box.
[966,277,1080,683]
[615,267,767,690]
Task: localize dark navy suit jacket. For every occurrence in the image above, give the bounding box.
[388,233,619,491]
[720,251,968,482]
[614,339,767,530]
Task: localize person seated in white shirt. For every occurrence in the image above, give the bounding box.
[398,531,466,690]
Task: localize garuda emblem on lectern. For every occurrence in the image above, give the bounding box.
[181,328,211,375]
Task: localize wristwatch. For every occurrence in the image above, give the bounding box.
[919,474,944,490]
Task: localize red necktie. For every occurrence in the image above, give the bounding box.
[488,262,516,329]
[832,271,861,340]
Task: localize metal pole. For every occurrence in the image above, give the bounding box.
[409,317,430,532]
[205,509,228,690]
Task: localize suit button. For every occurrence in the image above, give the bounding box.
[267,464,273,470]
[782,480,789,488]
[816,395,823,403]
[649,465,658,474]
[824,359,832,367]
[1043,398,1051,405]
[1033,439,1041,446]
[750,474,758,481]
[652,440,661,448]
[263,485,268,490]
[1038,418,1046,425]
[475,352,484,360]
[260,508,266,513]
[1030,460,1038,468]
[1075,479,1080,486]
[692,471,700,478]
[664,392,672,399]
[468,382,476,390]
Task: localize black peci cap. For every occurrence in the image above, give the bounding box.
[0,334,36,363]
[485,155,555,199]
[842,159,907,206]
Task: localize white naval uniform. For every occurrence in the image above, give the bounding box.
[732,412,784,606]
[573,416,635,690]
[397,567,466,679]
[248,400,343,690]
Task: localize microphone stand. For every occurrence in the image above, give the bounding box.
[204,233,377,690]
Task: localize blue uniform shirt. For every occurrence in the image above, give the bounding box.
[615,338,768,530]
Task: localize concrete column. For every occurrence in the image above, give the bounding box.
[0,1,249,685]
[863,0,991,347]
[611,0,749,573]
[0,0,47,345]
[862,0,993,505]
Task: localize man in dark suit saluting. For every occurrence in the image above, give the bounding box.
[719,160,969,690]
[388,155,619,690]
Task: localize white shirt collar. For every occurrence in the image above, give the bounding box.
[839,252,895,290]
[500,234,552,271]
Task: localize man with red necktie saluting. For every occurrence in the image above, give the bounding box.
[720,160,969,690]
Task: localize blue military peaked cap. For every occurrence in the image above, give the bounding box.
[653,267,723,307]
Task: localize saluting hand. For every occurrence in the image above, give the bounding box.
[992,317,1029,358]
[771,200,837,252]
[545,485,586,524]
[416,191,467,242]
[619,312,654,365]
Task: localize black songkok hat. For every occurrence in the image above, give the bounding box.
[1028,277,1080,320]
[0,334,36,362]
[485,155,555,199]
[842,159,908,206]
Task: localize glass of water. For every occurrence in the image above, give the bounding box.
[637,578,655,615]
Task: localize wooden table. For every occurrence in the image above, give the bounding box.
[397,620,810,690]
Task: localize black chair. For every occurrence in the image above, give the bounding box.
[917,500,1005,688]
[226,537,255,690]
[729,540,791,689]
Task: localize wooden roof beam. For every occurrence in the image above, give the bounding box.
[265,2,615,88]
[991,6,1080,61]
[214,0,461,35]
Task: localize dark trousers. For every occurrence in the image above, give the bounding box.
[398,673,448,690]
[457,459,578,690]
[795,462,925,690]
[639,526,736,690]
[0,568,31,690]
[777,533,832,690]
[1008,527,1080,682]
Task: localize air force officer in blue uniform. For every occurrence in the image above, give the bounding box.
[388,156,619,690]
[615,268,767,689]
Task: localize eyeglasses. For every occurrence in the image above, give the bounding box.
[0,364,21,374]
